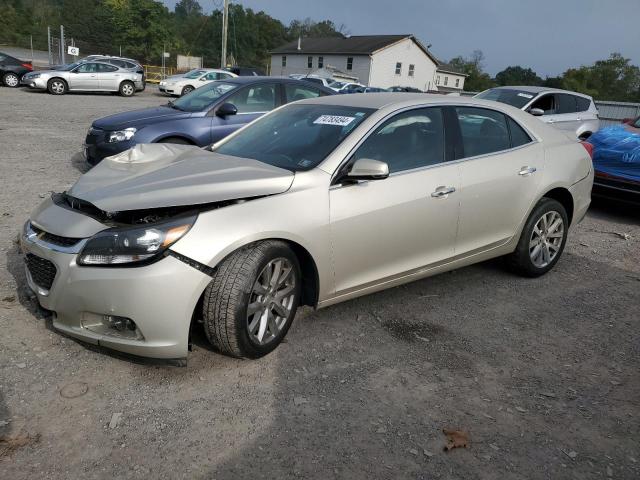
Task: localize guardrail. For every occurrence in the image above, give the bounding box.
[143,65,177,84]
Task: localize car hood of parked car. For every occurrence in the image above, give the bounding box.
[67,143,295,212]
[92,105,194,130]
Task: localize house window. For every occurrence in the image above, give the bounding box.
[395,62,402,75]
[307,56,313,68]
[444,76,448,86]
[455,78,460,87]
[346,57,353,70]
[281,56,286,67]
[318,56,323,68]
[436,75,440,85]
[408,64,415,77]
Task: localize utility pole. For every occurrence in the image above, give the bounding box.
[47,26,52,66]
[60,24,65,64]
[221,0,229,68]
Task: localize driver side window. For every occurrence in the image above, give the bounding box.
[352,107,445,174]
[225,83,277,113]
[76,63,98,73]
[529,94,556,115]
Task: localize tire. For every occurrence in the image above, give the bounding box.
[119,81,135,97]
[202,241,302,358]
[505,198,569,277]
[47,78,67,95]
[181,85,194,96]
[2,72,20,87]
[158,137,191,145]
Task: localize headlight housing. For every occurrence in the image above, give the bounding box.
[77,215,196,266]
[107,127,137,143]
[28,73,41,79]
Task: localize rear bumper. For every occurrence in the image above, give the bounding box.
[570,170,594,225]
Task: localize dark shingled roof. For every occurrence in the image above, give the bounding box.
[436,63,467,76]
[271,35,439,64]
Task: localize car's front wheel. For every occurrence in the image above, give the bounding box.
[47,78,67,95]
[181,85,194,96]
[506,198,569,277]
[2,72,20,87]
[202,241,301,358]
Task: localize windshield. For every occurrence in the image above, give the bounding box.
[172,81,237,112]
[214,104,374,171]
[59,62,81,71]
[183,69,207,79]
[331,81,346,89]
[475,88,537,109]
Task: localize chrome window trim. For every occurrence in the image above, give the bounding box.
[329,103,539,187]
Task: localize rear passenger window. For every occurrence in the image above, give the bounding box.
[575,96,591,112]
[98,64,118,72]
[353,107,445,173]
[507,117,532,147]
[285,84,322,102]
[455,107,510,158]
[557,94,577,114]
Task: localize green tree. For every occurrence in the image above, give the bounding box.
[495,65,542,86]
[448,50,495,92]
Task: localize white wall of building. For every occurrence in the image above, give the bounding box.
[434,71,466,91]
[270,54,371,83]
[369,38,437,90]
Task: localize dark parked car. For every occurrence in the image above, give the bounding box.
[225,66,265,76]
[0,52,33,87]
[388,86,423,93]
[84,77,334,165]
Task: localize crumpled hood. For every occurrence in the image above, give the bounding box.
[67,143,295,212]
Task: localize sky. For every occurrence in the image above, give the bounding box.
[165,0,640,77]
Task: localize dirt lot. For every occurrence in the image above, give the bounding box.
[0,85,639,480]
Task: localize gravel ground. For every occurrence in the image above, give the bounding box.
[0,85,639,480]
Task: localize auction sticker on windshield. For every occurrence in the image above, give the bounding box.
[313,115,355,126]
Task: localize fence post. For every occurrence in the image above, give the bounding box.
[47,26,52,66]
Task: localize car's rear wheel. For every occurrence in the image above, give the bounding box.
[47,78,67,95]
[119,81,135,97]
[505,198,568,277]
[181,85,194,96]
[202,241,301,358]
[3,72,20,87]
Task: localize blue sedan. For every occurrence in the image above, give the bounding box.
[83,77,334,165]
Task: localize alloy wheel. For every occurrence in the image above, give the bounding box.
[246,258,296,346]
[122,83,134,96]
[4,73,19,87]
[529,210,564,268]
[51,81,65,94]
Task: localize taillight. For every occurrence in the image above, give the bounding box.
[21,63,33,70]
[580,141,593,159]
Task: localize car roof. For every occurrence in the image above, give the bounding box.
[488,85,593,99]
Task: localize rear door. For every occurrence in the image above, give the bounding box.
[553,93,580,133]
[97,63,121,91]
[209,82,280,142]
[453,106,544,255]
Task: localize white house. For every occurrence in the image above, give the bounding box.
[434,65,467,92]
[269,34,466,92]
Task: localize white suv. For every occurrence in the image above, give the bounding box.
[476,86,599,140]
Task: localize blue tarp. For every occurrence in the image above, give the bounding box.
[589,126,640,182]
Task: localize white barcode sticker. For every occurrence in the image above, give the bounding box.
[313,115,355,126]
[517,92,534,99]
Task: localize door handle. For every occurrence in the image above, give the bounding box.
[518,166,537,176]
[431,186,456,198]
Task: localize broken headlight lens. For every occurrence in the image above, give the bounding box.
[107,127,137,143]
[77,214,196,266]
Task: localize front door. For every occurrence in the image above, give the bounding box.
[453,106,544,255]
[329,107,460,295]
[70,63,100,90]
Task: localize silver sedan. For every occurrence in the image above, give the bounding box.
[21,94,593,359]
[20,61,143,96]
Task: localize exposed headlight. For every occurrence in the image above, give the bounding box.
[77,215,196,266]
[27,73,41,79]
[107,127,137,143]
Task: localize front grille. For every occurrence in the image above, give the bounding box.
[85,127,104,144]
[25,254,57,290]
[31,224,81,248]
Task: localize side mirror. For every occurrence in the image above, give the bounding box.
[346,158,389,181]
[529,108,544,117]
[199,77,206,82]
[216,102,238,118]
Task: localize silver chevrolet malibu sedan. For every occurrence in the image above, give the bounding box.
[21,61,143,96]
[21,94,593,360]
